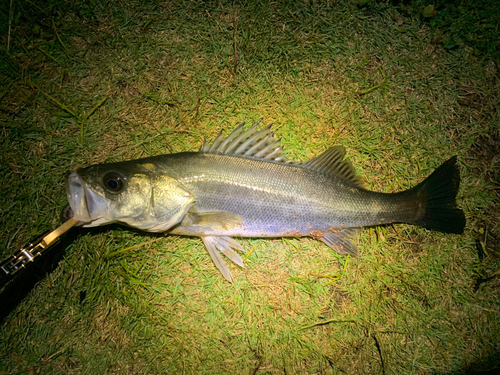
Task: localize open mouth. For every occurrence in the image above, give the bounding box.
[60,204,74,222]
[66,172,92,222]
[66,171,110,225]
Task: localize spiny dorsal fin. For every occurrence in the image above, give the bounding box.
[304,146,364,187]
[200,119,290,163]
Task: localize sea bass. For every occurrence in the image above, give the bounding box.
[65,120,465,281]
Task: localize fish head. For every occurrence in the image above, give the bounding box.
[66,162,194,232]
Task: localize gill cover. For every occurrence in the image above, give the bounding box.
[132,173,195,232]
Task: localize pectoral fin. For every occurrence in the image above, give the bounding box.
[202,236,245,282]
[318,229,359,257]
[171,211,244,236]
[187,211,244,231]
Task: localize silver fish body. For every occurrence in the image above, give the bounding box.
[167,152,427,235]
[66,121,465,281]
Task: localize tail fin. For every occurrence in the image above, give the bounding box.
[411,156,465,234]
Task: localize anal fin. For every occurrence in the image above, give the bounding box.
[202,236,245,282]
[318,229,359,257]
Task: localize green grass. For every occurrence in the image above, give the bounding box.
[1,0,499,373]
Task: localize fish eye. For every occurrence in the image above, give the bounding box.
[103,172,124,193]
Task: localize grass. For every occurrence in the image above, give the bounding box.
[1,0,499,373]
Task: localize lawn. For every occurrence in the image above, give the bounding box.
[0,0,499,373]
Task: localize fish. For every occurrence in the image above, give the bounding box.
[65,119,466,281]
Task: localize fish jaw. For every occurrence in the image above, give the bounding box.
[66,171,114,226]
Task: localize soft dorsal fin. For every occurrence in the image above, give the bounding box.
[200,119,290,163]
[304,146,364,187]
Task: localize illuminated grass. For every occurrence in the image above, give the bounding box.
[1,0,499,374]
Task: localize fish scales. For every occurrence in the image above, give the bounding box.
[65,120,465,281]
[163,152,419,236]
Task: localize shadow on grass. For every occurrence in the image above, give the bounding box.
[0,224,166,324]
[0,227,79,324]
[439,354,500,375]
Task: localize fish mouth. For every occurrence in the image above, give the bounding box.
[60,204,74,222]
[66,171,111,226]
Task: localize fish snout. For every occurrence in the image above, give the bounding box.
[66,171,115,226]
[66,171,92,222]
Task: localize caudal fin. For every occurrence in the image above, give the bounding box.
[412,156,465,234]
